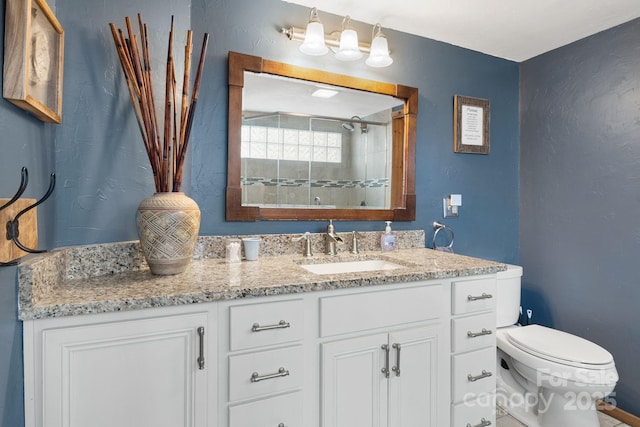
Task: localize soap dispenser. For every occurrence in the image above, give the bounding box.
[381,221,396,252]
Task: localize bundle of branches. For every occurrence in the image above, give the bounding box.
[109,15,209,192]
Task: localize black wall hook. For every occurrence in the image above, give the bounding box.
[1,169,55,267]
[0,167,28,212]
[6,173,56,254]
[0,167,30,266]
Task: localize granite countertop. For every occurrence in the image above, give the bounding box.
[18,231,506,320]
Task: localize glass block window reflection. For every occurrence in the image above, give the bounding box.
[241,125,342,163]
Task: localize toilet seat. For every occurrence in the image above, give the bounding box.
[497,326,618,387]
[504,325,614,369]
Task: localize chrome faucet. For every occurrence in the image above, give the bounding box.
[325,220,343,256]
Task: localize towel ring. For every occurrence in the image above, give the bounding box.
[432,221,454,250]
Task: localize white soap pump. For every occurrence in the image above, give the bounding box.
[380,221,396,252]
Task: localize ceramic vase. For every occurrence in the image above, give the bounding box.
[136,192,201,275]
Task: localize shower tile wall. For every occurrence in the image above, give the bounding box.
[241,111,391,208]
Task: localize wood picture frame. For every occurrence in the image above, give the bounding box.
[453,95,489,154]
[3,0,64,123]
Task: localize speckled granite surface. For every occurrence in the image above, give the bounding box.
[18,230,506,320]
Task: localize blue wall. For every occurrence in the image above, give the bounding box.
[188,0,520,261]
[0,0,56,421]
[520,18,640,416]
[0,0,519,425]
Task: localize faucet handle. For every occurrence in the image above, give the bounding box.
[292,232,313,257]
[350,231,363,254]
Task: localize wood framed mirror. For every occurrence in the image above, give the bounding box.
[226,51,417,221]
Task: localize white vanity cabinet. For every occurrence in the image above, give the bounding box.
[23,272,500,427]
[23,305,215,427]
[450,276,498,427]
[219,298,306,427]
[321,325,442,427]
[319,283,449,427]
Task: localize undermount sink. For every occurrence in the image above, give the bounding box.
[298,259,404,275]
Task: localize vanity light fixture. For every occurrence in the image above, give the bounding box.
[299,7,329,56]
[366,24,393,67]
[282,7,393,68]
[335,16,362,61]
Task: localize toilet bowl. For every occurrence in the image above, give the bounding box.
[495,265,618,427]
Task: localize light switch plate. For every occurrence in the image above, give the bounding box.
[443,198,458,218]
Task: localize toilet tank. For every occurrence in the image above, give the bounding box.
[496,264,523,327]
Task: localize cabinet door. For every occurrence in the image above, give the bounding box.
[388,326,440,427]
[41,313,208,427]
[321,333,389,427]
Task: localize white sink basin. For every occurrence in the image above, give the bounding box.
[299,259,404,275]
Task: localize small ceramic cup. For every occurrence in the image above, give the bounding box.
[242,237,261,261]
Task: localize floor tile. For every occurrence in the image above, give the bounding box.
[496,405,509,418]
[598,410,623,427]
[497,406,627,427]
[496,414,527,427]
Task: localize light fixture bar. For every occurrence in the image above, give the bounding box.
[282,26,371,54]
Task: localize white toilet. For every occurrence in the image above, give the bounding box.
[495,265,618,427]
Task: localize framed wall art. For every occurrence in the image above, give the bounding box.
[453,95,490,154]
[3,0,64,123]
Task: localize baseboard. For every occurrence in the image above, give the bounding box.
[598,400,640,427]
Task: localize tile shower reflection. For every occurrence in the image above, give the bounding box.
[241,111,392,209]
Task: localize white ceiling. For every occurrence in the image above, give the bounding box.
[244,72,403,118]
[282,0,640,62]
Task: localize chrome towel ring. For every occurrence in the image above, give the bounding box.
[432,221,454,251]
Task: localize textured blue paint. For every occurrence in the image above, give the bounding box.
[0,0,56,420]
[51,0,192,247]
[0,0,520,425]
[189,0,520,263]
[520,18,640,416]
[0,269,23,427]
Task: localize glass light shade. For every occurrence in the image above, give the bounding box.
[365,34,393,67]
[300,21,328,56]
[335,28,362,61]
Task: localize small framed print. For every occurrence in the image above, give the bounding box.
[453,95,490,154]
[3,0,64,123]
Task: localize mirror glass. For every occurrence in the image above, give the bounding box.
[226,52,417,221]
[241,71,403,210]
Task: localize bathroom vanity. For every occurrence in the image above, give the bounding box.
[18,234,504,427]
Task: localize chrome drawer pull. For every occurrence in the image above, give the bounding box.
[252,320,290,332]
[391,343,401,377]
[381,344,390,378]
[467,293,493,301]
[197,327,205,370]
[467,370,493,382]
[278,424,285,427]
[467,418,491,427]
[467,328,493,338]
[250,367,289,383]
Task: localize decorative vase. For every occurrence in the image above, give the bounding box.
[136,192,201,275]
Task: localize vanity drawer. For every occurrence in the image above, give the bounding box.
[452,347,496,403]
[452,398,496,427]
[452,277,496,315]
[320,283,442,337]
[229,298,304,351]
[228,345,303,401]
[229,390,303,427]
[452,312,496,353]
